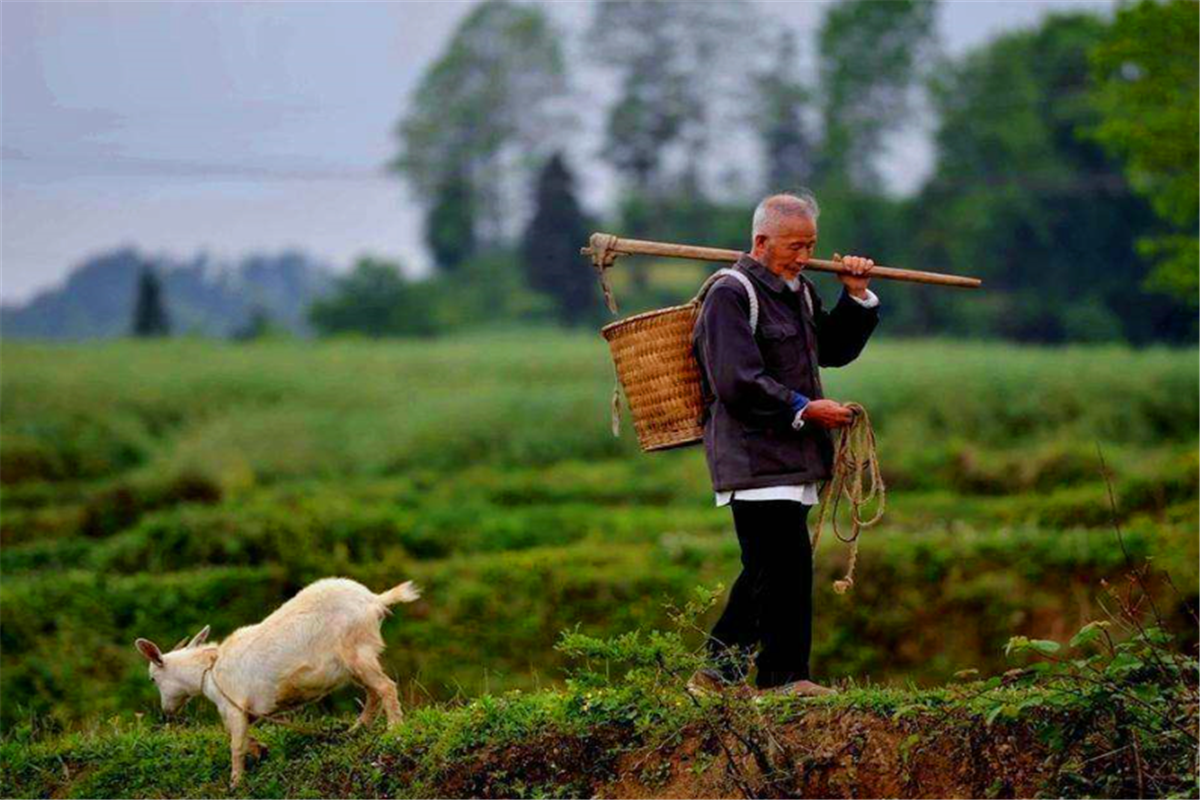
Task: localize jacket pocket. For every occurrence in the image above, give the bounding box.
[744,427,807,477]
[758,321,803,373]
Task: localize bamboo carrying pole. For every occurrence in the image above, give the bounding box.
[581,232,982,291]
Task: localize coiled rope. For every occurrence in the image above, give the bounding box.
[809,402,886,594]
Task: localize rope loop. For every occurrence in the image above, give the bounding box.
[586,233,621,314]
[810,403,886,594]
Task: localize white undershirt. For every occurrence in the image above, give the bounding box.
[714,281,878,508]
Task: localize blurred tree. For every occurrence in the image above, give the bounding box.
[521,154,597,325]
[919,12,1192,344]
[816,0,938,189]
[755,30,815,192]
[1088,0,1199,305]
[232,304,276,342]
[425,168,477,273]
[131,267,170,338]
[393,1,572,252]
[308,258,437,338]
[589,1,756,293]
[589,1,757,196]
[437,250,556,330]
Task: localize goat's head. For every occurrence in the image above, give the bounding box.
[134,625,211,714]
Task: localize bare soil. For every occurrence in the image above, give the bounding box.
[419,706,1051,799]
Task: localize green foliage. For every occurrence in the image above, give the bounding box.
[998,613,1199,798]
[1088,0,1200,304]
[0,336,1196,746]
[816,0,937,187]
[6,612,1193,798]
[920,11,1194,344]
[308,258,438,338]
[521,154,599,326]
[588,1,757,193]
[425,168,477,272]
[393,0,571,245]
[755,30,814,191]
[231,305,284,342]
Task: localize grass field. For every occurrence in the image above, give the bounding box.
[1,332,1196,796]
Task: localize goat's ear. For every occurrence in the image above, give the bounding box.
[187,625,211,649]
[171,636,190,652]
[135,638,165,666]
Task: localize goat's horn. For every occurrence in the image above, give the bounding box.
[187,625,211,649]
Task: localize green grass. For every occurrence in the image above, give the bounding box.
[3,672,1193,799]
[1,334,1196,740]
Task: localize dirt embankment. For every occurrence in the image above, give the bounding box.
[428,706,1049,799]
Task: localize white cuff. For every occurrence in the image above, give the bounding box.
[791,409,806,430]
[848,288,879,308]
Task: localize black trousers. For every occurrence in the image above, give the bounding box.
[707,500,813,689]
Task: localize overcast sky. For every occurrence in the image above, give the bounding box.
[2,0,1111,304]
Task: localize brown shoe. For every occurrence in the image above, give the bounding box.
[766,679,839,697]
[686,669,732,697]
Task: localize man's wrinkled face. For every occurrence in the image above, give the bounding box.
[754,215,818,282]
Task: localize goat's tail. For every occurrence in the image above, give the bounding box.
[377,580,421,607]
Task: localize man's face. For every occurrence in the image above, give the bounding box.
[754,215,818,281]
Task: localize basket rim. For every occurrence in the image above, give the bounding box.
[600,300,700,339]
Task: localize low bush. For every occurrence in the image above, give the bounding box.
[5,517,1195,731]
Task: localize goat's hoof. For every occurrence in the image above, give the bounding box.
[247,740,269,760]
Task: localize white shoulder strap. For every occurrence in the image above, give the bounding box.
[713,268,759,333]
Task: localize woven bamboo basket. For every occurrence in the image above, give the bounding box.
[601,269,754,453]
[601,302,706,452]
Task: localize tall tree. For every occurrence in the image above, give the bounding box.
[918,12,1192,343]
[588,0,756,293]
[425,169,477,273]
[1088,0,1198,304]
[131,266,170,338]
[521,153,595,325]
[393,1,572,252]
[816,0,938,189]
[588,1,758,197]
[755,29,815,192]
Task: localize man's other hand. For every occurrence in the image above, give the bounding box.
[836,254,874,298]
[803,399,855,429]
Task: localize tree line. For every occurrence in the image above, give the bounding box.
[150,0,1200,344]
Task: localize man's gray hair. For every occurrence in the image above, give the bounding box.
[751,191,820,237]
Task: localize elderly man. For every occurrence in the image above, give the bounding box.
[690,191,879,696]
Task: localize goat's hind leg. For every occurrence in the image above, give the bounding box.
[345,648,402,727]
[348,688,380,732]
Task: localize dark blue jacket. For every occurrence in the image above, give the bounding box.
[692,254,879,491]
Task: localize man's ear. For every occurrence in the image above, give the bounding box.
[135,638,165,666]
[752,233,769,251]
[186,625,211,649]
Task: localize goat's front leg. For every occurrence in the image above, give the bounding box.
[222,708,250,787]
[247,736,269,760]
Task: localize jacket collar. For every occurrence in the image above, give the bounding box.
[736,253,790,295]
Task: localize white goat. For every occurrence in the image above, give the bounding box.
[134,577,420,786]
